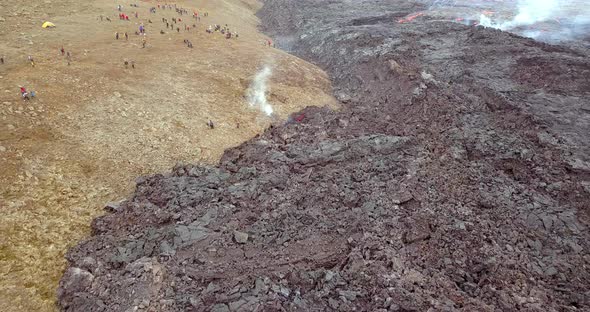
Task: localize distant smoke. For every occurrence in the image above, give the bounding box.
[246,66,274,116]
[423,0,590,43]
[479,0,559,30]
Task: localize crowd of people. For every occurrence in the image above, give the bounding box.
[8,0,275,129]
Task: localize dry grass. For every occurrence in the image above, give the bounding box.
[0,0,336,310]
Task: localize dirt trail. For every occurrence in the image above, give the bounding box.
[0,0,336,310]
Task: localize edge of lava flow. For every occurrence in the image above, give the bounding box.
[56,0,590,311]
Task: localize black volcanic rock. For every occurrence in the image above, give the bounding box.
[58,0,590,311]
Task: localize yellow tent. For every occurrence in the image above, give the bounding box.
[42,22,56,28]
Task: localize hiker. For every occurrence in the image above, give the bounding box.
[177,27,180,33]
[60,47,65,55]
[20,87,29,101]
[116,32,119,40]
[125,32,128,40]
[118,4,122,11]
[28,55,35,67]
[142,38,147,48]
[66,52,71,65]
[207,119,214,129]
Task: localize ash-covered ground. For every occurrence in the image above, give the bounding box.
[58,0,590,311]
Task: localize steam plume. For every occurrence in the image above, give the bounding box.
[447,0,590,43]
[479,0,559,30]
[246,66,274,116]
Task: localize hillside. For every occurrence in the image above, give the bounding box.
[0,0,336,311]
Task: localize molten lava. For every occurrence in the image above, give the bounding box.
[398,12,424,23]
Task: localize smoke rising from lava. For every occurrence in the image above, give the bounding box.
[478,0,559,30]
[424,0,590,43]
[246,66,274,116]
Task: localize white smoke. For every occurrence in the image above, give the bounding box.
[246,66,274,116]
[466,0,590,43]
[479,0,559,30]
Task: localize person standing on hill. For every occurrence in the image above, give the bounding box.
[116,32,119,40]
[20,86,30,101]
[125,32,129,40]
[60,47,65,55]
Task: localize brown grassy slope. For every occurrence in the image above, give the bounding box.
[0,0,336,310]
